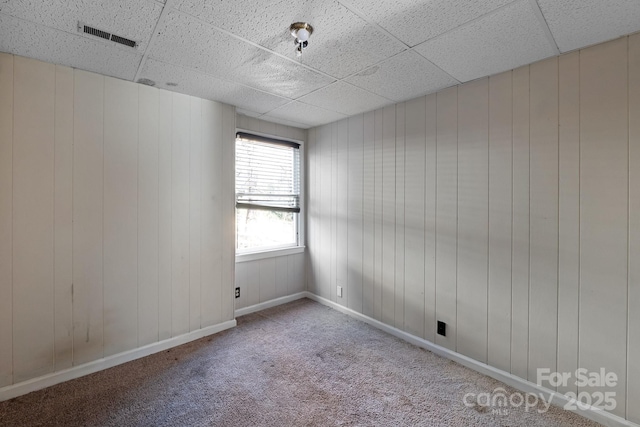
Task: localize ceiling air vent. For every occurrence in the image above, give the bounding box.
[78,22,138,48]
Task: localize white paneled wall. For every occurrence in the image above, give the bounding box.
[307,36,640,423]
[0,53,235,388]
[234,115,307,311]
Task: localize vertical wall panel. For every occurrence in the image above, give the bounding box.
[456,78,489,363]
[171,93,191,337]
[395,103,405,329]
[138,85,160,346]
[511,66,530,379]
[201,100,223,326]
[487,71,513,372]
[306,128,317,295]
[317,124,332,300]
[629,32,640,425]
[288,253,305,293]
[373,109,384,321]
[381,105,396,325]
[528,57,559,385]
[336,119,349,305]
[362,111,375,318]
[330,122,338,302]
[105,78,142,355]
[348,115,363,313]
[404,96,426,338]
[275,256,288,298]
[259,258,277,303]
[0,52,13,387]
[189,98,202,331]
[13,56,55,382]
[72,69,104,365]
[158,91,173,340]
[435,87,457,350]
[221,104,236,322]
[103,77,139,357]
[424,94,437,342]
[580,38,628,417]
[557,51,580,396]
[53,65,74,370]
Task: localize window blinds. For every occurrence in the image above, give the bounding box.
[235,132,301,213]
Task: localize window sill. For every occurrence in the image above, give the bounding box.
[235,246,305,263]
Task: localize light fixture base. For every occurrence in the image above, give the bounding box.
[289,22,313,38]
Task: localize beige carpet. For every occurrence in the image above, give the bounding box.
[0,298,600,426]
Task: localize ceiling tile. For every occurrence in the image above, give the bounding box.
[140,58,290,114]
[0,13,142,80]
[538,0,640,52]
[0,0,162,51]
[414,0,557,82]
[264,101,348,128]
[256,114,312,130]
[148,10,334,99]
[297,81,392,116]
[236,108,262,118]
[345,50,458,102]
[342,0,514,47]
[176,0,404,79]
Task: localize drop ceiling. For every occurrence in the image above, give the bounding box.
[2,0,640,129]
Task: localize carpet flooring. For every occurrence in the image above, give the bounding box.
[0,298,601,426]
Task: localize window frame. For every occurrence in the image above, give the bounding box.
[234,128,305,261]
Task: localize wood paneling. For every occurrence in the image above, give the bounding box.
[336,119,349,305]
[12,56,55,382]
[435,87,457,350]
[629,32,640,424]
[189,98,202,331]
[579,38,628,417]
[373,109,384,321]
[404,96,426,339]
[381,105,396,325]
[0,55,234,391]
[138,84,160,346]
[53,65,74,371]
[158,90,173,340]
[510,65,530,380]
[72,69,104,365]
[0,52,13,387]
[395,103,405,329]
[456,78,489,363]
[557,51,580,396]
[103,77,138,357]
[487,71,512,372]
[362,111,375,318]
[528,57,559,385]
[221,105,236,322]
[424,94,437,343]
[348,115,364,313]
[201,100,223,327]
[171,93,191,337]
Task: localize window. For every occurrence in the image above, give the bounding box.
[235,132,301,252]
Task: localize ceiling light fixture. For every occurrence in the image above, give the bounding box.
[290,22,313,58]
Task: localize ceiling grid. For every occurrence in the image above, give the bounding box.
[2,0,640,128]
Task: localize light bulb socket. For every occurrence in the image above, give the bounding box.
[290,22,313,39]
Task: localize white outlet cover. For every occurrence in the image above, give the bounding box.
[337,285,343,298]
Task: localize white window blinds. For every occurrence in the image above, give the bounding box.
[235,132,301,213]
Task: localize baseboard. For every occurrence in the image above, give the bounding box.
[0,319,237,402]
[235,292,307,317]
[305,292,638,427]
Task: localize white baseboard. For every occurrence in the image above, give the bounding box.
[0,319,236,402]
[305,292,638,427]
[235,292,307,317]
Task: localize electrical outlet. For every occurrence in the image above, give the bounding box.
[235,287,240,298]
[437,321,446,337]
[337,285,342,298]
